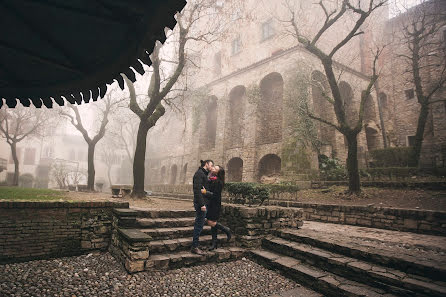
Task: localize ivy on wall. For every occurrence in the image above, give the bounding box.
[245,83,261,106]
[281,63,322,174]
[284,65,322,154]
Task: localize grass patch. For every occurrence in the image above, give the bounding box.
[0,186,66,201]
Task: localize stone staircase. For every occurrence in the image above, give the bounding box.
[110,208,245,273]
[251,222,446,297]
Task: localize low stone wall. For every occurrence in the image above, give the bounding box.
[148,184,193,195]
[219,204,304,248]
[0,201,129,263]
[269,201,446,236]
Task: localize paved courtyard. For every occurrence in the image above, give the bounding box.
[0,253,322,297]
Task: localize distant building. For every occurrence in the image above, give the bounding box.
[144,0,446,186]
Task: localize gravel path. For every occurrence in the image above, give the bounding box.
[0,253,302,297]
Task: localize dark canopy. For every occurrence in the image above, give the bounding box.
[0,0,186,108]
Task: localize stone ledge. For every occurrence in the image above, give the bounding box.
[113,208,139,217]
[0,201,130,209]
[118,228,152,243]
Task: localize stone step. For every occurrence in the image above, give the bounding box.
[250,249,397,297]
[147,247,246,270]
[136,217,196,228]
[133,208,196,218]
[149,234,234,254]
[274,228,446,282]
[140,226,212,240]
[263,237,446,297]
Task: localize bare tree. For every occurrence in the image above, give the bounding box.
[60,89,123,191]
[0,106,50,186]
[125,0,239,197]
[393,0,446,166]
[68,167,86,188]
[283,0,387,193]
[99,136,121,188]
[50,161,70,189]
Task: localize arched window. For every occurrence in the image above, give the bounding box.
[160,166,166,183]
[339,81,356,127]
[181,163,188,184]
[258,154,281,180]
[227,157,243,182]
[364,93,376,123]
[205,96,218,148]
[170,164,178,185]
[227,86,245,148]
[257,72,283,145]
[379,92,388,120]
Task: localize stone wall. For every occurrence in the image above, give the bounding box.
[0,201,129,263]
[269,201,446,236]
[219,204,304,248]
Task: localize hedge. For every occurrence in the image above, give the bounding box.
[369,147,416,167]
[225,182,269,206]
[225,182,301,205]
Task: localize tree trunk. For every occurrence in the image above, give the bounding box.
[413,102,429,167]
[132,121,150,198]
[10,142,19,186]
[87,143,96,191]
[346,133,360,193]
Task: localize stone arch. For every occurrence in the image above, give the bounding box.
[169,164,178,185]
[227,85,246,148]
[160,166,166,183]
[339,81,356,127]
[257,72,283,145]
[379,92,388,119]
[227,157,243,182]
[205,96,218,148]
[364,93,376,123]
[366,126,380,151]
[258,154,281,181]
[181,163,188,184]
[311,70,336,155]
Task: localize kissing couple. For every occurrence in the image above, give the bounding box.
[191,159,232,255]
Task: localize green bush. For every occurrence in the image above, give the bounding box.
[318,154,347,181]
[262,183,300,199]
[225,182,270,206]
[369,147,416,167]
[19,173,34,188]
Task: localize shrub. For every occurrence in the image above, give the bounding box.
[318,154,347,181]
[263,183,300,199]
[19,173,34,188]
[369,147,416,167]
[225,182,270,206]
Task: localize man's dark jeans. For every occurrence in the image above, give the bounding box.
[192,204,207,248]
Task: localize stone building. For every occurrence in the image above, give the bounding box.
[0,129,129,189]
[144,0,393,185]
[378,0,446,168]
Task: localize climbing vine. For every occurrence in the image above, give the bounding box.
[284,66,322,153]
[245,83,261,106]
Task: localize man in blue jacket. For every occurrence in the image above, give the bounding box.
[191,159,213,255]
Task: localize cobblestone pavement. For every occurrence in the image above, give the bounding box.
[299,221,446,267]
[0,253,319,297]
